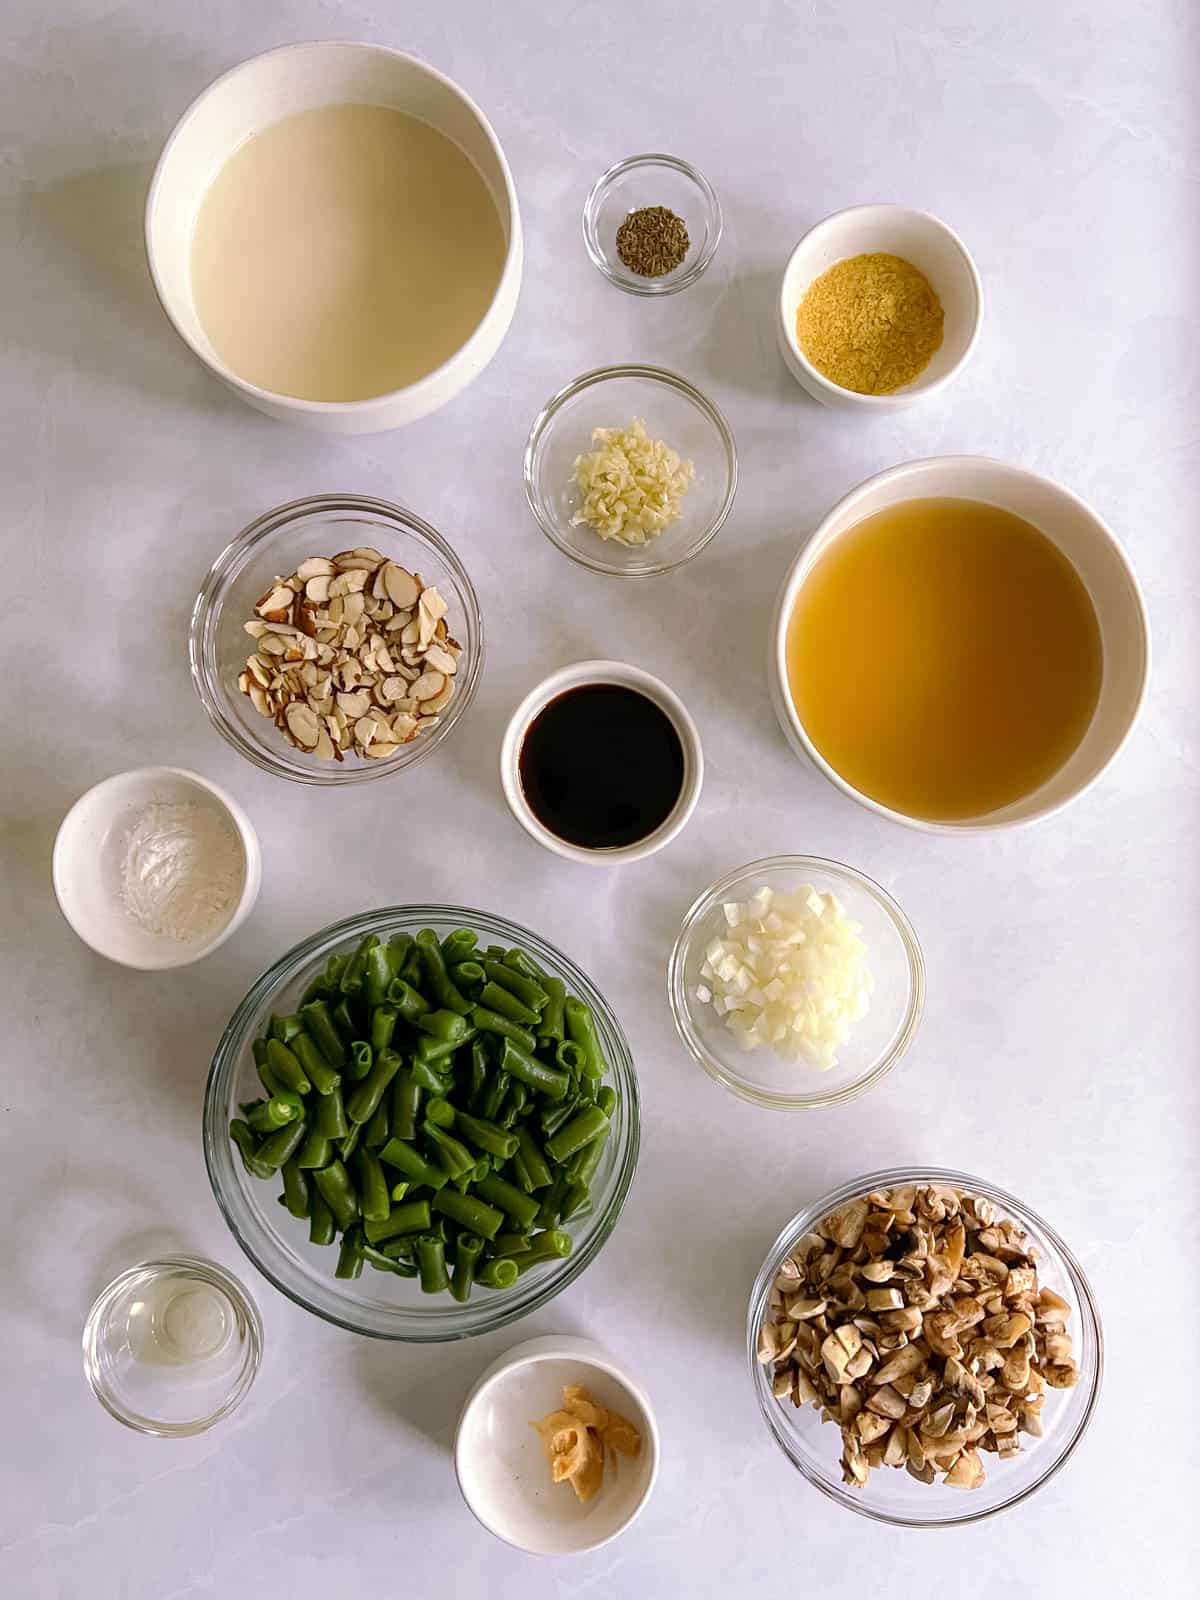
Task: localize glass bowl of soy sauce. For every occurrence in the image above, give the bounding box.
[500,661,704,864]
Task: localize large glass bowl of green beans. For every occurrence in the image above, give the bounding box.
[204,907,640,1341]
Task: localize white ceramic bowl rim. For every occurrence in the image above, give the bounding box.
[772,454,1152,834]
[499,659,705,864]
[522,363,739,578]
[52,765,261,969]
[145,40,522,417]
[778,203,984,404]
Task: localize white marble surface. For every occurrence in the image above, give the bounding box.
[2,2,1197,1595]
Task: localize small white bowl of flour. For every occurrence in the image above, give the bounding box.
[53,767,260,969]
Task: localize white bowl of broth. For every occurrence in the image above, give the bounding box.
[146,42,522,433]
[770,457,1150,832]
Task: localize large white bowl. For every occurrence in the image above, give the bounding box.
[777,204,982,411]
[770,457,1150,832]
[146,42,522,434]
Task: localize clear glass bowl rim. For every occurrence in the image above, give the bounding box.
[667,855,925,1109]
[188,493,485,785]
[522,364,739,578]
[203,905,641,1341]
[746,1165,1104,1527]
[581,152,723,296]
[82,1253,263,1437]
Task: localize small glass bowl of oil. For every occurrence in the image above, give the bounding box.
[83,1255,262,1435]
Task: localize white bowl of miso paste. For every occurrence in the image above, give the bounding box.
[147,42,522,433]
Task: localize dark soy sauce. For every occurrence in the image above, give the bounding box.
[519,684,685,850]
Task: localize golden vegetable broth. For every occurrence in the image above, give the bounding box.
[190,103,506,402]
[785,499,1103,821]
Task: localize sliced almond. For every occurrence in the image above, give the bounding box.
[248,685,271,717]
[337,690,372,719]
[364,740,400,758]
[390,713,419,742]
[354,714,383,747]
[255,584,294,621]
[382,563,421,609]
[420,680,455,714]
[296,556,336,581]
[410,670,447,703]
[423,643,458,676]
[333,547,385,571]
[285,702,321,749]
[341,591,366,625]
[243,620,269,638]
[305,575,332,603]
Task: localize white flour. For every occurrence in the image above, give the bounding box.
[120,801,242,943]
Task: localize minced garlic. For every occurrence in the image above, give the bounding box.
[569,418,695,546]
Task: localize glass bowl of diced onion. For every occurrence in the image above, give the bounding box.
[667,856,924,1110]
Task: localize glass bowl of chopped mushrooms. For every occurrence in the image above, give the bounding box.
[668,856,924,1110]
[523,365,737,577]
[190,494,483,784]
[747,1169,1102,1526]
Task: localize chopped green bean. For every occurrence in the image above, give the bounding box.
[478,1068,510,1122]
[265,1038,310,1096]
[476,1257,519,1289]
[540,1094,579,1138]
[370,1005,398,1054]
[545,1104,609,1165]
[290,1030,341,1094]
[355,1149,391,1223]
[567,1122,609,1188]
[479,958,549,1013]
[536,975,566,1040]
[565,997,606,1080]
[387,976,431,1021]
[499,1038,569,1101]
[453,1110,518,1162]
[423,1121,474,1180]
[281,1158,309,1219]
[415,1030,473,1067]
[475,1172,540,1230]
[363,943,393,1009]
[449,960,485,992]
[389,1180,410,1203]
[246,1094,303,1134]
[441,927,478,963]
[300,999,347,1070]
[467,1041,489,1108]
[363,1199,431,1244]
[390,1071,421,1141]
[345,1047,404,1125]
[335,1229,364,1279]
[365,1095,390,1148]
[491,1232,532,1258]
[340,934,379,997]
[416,1007,471,1044]
[415,1233,450,1294]
[308,1179,336,1245]
[450,1232,484,1302]
[229,1119,273,1180]
[504,948,544,983]
[332,999,358,1040]
[295,1125,333,1170]
[255,1117,308,1172]
[378,1137,448,1190]
[312,1159,359,1231]
[515,1229,573,1273]
[315,1085,349,1140]
[416,929,472,1016]
[409,1055,450,1094]
[479,981,540,1026]
[338,1122,361,1163]
[253,1038,284,1096]
[595,1085,617,1117]
[515,1125,553,1189]
[346,1039,374,1082]
[471,1005,537,1053]
[425,1096,456,1129]
[432,1188,504,1240]
[270,1013,306,1043]
[555,1040,586,1076]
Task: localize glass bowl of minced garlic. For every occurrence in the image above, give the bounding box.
[777,204,983,411]
[523,364,737,577]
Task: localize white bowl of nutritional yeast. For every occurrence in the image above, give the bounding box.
[146,42,523,433]
[53,767,260,969]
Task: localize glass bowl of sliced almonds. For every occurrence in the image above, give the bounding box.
[747,1168,1102,1526]
[190,495,483,784]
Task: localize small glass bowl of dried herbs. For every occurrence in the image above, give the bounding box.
[582,154,722,296]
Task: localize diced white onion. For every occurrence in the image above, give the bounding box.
[695,883,873,1071]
